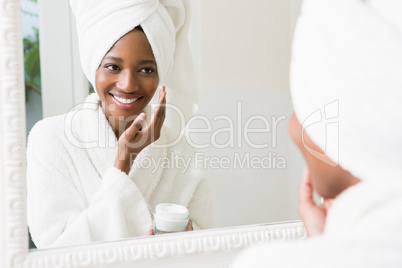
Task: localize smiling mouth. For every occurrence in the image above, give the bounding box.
[110,94,143,104]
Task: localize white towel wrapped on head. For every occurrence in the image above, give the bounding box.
[290,0,402,182]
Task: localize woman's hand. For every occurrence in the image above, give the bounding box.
[298,168,334,237]
[146,219,193,236]
[114,86,167,174]
[185,219,193,231]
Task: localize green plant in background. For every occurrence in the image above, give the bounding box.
[89,83,95,94]
[22,0,40,103]
[21,0,38,18]
[21,0,40,248]
[22,0,37,4]
[23,27,41,102]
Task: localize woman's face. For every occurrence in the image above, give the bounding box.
[95,28,159,123]
[288,112,360,199]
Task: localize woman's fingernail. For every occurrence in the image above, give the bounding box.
[138,113,146,120]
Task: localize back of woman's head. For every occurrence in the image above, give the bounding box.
[290,0,402,182]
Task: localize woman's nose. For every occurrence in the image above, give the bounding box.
[117,70,138,92]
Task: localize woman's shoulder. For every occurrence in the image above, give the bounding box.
[28,114,67,141]
[26,114,71,161]
[27,93,102,151]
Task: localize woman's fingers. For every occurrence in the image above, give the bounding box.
[154,90,166,130]
[322,198,334,210]
[143,87,166,140]
[124,113,147,142]
[298,167,316,209]
[186,219,193,231]
[298,167,331,237]
[125,86,166,147]
[147,221,155,236]
[153,86,167,120]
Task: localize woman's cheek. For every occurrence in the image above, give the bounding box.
[96,72,108,88]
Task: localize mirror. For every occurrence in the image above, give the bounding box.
[2,0,307,266]
[21,0,305,251]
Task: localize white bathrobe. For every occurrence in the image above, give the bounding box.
[26,93,215,248]
[232,180,402,267]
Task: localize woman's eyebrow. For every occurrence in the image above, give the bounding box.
[104,56,123,63]
[140,59,156,65]
[103,57,155,65]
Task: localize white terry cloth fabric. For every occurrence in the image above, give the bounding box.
[70,0,198,133]
[231,181,402,268]
[26,94,215,249]
[290,0,402,182]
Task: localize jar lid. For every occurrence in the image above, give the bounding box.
[155,203,189,221]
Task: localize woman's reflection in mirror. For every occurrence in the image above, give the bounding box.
[26,0,214,249]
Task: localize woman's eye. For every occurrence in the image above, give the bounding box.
[141,68,155,74]
[106,65,120,71]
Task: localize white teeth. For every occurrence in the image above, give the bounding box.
[113,95,139,104]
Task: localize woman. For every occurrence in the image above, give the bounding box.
[26,0,214,248]
[232,0,402,266]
